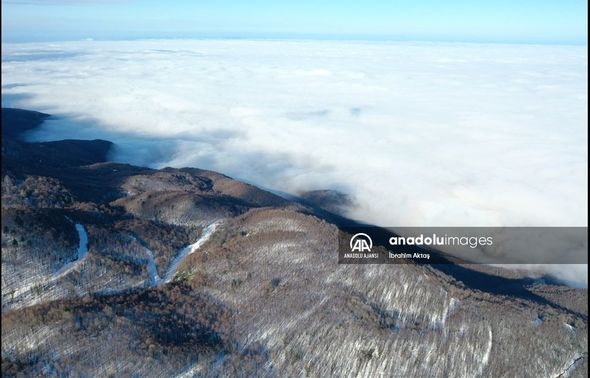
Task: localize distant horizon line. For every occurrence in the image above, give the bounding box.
[1,32,587,47]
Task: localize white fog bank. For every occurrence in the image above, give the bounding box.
[2,39,587,284]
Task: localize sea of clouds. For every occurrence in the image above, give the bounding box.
[1,39,587,285]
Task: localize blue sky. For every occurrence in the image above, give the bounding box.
[1,0,588,44]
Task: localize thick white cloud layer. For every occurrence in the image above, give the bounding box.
[2,39,587,284]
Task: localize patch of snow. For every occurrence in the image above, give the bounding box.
[53,222,88,279]
[475,326,493,376]
[129,234,162,287]
[564,323,576,331]
[145,249,162,286]
[162,222,219,283]
[74,224,88,260]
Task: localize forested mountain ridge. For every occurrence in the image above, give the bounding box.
[1,108,587,377]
